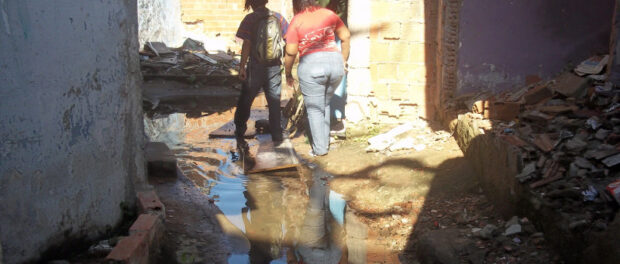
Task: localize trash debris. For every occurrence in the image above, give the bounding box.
[606,180,620,204]
[602,153,620,167]
[585,117,601,130]
[181,38,207,53]
[145,41,174,57]
[581,185,598,201]
[504,224,522,236]
[192,52,218,64]
[140,38,240,80]
[574,55,609,76]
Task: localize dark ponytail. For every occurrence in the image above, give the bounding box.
[244,0,268,11]
[293,0,320,14]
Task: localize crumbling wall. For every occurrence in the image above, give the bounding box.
[457,0,614,95]
[138,0,185,47]
[0,1,144,263]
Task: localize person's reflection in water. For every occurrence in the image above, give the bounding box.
[294,168,348,264]
[242,175,284,263]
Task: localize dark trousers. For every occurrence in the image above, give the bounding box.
[234,61,283,142]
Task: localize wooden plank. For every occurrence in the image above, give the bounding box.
[248,135,299,174]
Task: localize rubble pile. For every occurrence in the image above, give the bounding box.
[139,38,239,78]
[358,193,559,263]
[455,60,620,235]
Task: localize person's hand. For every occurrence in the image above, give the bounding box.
[286,74,295,87]
[239,66,247,81]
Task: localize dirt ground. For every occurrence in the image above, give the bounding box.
[291,122,561,263]
[139,78,561,263]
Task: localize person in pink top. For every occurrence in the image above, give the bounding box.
[284,0,350,157]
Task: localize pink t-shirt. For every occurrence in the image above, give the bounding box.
[285,8,345,57]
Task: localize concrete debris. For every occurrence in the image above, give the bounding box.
[504,224,522,236]
[516,162,536,182]
[602,153,620,167]
[505,216,519,227]
[574,55,609,76]
[367,122,414,152]
[388,137,416,152]
[145,41,174,57]
[140,38,239,80]
[550,72,589,98]
[367,122,448,153]
[478,224,497,240]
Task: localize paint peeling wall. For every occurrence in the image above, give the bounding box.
[138,0,184,47]
[0,1,144,263]
[457,0,614,95]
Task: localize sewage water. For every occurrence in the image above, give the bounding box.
[145,113,348,264]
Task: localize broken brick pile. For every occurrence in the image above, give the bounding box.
[455,70,620,242]
[105,190,166,264]
[140,39,239,78]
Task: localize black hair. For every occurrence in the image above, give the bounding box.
[244,0,268,11]
[293,0,320,14]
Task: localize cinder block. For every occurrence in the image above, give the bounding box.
[402,22,425,42]
[376,63,398,80]
[397,63,426,82]
[380,22,402,40]
[370,41,390,62]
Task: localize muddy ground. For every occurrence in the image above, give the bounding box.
[138,78,561,263]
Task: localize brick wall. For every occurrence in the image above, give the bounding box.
[177,0,446,122]
[368,0,430,120]
[179,0,292,52]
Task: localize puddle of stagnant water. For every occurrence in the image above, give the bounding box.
[145,113,349,264]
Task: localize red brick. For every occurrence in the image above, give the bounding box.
[136,191,165,217]
[525,75,542,85]
[489,101,521,121]
[532,134,555,153]
[501,135,530,148]
[106,233,148,264]
[130,214,162,236]
[523,84,552,105]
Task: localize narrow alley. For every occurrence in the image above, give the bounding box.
[1,1,620,264]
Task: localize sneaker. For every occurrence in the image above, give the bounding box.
[330,120,346,138]
[308,150,327,157]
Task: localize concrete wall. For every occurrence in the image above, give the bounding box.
[457,0,614,95]
[0,1,144,263]
[138,0,185,47]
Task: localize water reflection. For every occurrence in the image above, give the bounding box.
[235,168,347,264]
[144,113,351,263]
